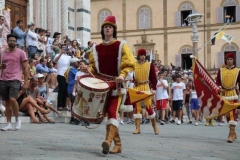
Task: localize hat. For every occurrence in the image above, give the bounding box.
[37,73,44,78]
[225,52,235,59]
[27,22,34,26]
[71,57,80,63]
[53,32,61,38]
[137,48,147,56]
[101,15,117,28]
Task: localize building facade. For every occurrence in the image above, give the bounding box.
[4,0,91,47]
[91,0,240,69]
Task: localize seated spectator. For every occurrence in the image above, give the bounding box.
[37,73,59,116]
[36,58,55,87]
[26,77,54,123]
[29,59,36,77]
[51,39,60,55]
[31,53,41,66]
[47,59,57,88]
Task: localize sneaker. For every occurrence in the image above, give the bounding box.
[195,122,198,126]
[120,119,124,125]
[177,120,181,125]
[16,119,21,130]
[170,118,175,123]
[1,123,12,131]
[205,122,209,126]
[127,119,132,124]
[160,120,165,125]
[218,122,222,126]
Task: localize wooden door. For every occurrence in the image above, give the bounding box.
[5,0,27,30]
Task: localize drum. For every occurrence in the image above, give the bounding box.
[73,75,109,123]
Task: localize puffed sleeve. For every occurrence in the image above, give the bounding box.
[149,62,157,90]
[119,43,135,78]
[88,50,97,75]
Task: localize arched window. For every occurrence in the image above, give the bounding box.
[218,43,240,67]
[217,0,240,23]
[138,6,151,29]
[175,2,196,27]
[98,10,111,30]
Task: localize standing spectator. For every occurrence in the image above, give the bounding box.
[52,32,61,44]
[71,40,81,58]
[0,34,29,131]
[53,44,71,111]
[183,84,192,124]
[189,84,200,126]
[170,74,186,125]
[0,16,4,47]
[26,22,38,59]
[156,71,169,125]
[46,30,54,60]
[12,20,26,50]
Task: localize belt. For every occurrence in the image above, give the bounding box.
[135,80,149,85]
[222,86,236,90]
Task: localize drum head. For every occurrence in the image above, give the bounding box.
[79,76,109,91]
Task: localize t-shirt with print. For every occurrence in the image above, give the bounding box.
[171,82,185,100]
[0,48,27,81]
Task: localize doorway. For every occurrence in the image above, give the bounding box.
[5,0,27,30]
[181,53,192,70]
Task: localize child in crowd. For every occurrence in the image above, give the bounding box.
[190,84,200,126]
[170,74,186,125]
[156,72,169,125]
[183,84,192,124]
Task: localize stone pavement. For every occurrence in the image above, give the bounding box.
[0,121,239,160]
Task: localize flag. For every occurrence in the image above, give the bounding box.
[128,88,154,104]
[211,32,218,45]
[216,31,234,44]
[192,58,240,120]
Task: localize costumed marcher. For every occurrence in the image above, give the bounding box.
[132,48,159,135]
[216,52,240,143]
[83,15,135,155]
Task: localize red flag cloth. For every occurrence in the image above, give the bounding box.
[193,58,240,119]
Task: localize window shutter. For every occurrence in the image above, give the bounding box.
[175,54,181,67]
[217,7,224,23]
[175,11,181,27]
[236,51,240,67]
[236,5,240,22]
[192,9,197,14]
[218,52,224,68]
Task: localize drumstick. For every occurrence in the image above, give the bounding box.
[93,80,132,84]
[88,69,95,78]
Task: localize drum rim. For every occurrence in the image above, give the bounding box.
[78,75,110,92]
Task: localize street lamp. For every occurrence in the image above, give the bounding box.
[185,13,204,59]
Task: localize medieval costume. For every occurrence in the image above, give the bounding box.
[88,15,135,154]
[132,49,159,135]
[216,52,240,143]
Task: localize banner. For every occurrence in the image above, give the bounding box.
[193,58,240,119]
[128,87,154,104]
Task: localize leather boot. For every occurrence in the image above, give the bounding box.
[233,126,237,140]
[109,128,122,154]
[102,124,117,154]
[228,125,235,143]
[151,118,159,135]
[133,118,141,134]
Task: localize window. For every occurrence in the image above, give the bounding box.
[138,6,151,29]
[224,6,236,22]
[181,54,192,70]
[99,10,111,29]
[217,0,240,23]
[175,2,196,27]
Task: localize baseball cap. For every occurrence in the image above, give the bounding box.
[71,58,80,63]
[36,73,44,78]
[27,22,34,26]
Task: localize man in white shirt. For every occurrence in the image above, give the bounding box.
[170,74,186,125]
[25,22,38,58]
[53,43,71,111]
[156,72,169,125]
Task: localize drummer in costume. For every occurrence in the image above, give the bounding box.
[216,52,240,143]
[84,15,135,154]
[133,49,159,135]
